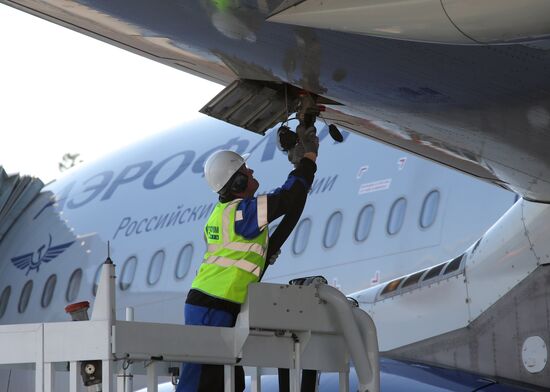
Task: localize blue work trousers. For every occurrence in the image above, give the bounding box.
[176,304,244,392]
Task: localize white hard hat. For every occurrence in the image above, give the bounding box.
[204,150,248,193]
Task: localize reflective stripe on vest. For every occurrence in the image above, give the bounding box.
[207,242,266,257]
[257,194,268,229]
[204,257,261,277]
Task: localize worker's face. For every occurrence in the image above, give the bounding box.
[239,164,259,197]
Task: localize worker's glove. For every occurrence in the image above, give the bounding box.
[268,249,281,265]
[297,125,319,155]
[287,142,305,166]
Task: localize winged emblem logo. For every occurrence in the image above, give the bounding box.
[11,234,74,275]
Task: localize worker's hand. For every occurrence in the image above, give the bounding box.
[303,152,317,162]
[268,249,281,265]
[287,142,305,166]
[297,125,319,155]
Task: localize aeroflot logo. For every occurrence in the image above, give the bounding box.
[35,128,347,217]
[11,234,74,275]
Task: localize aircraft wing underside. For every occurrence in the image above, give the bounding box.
[4,0,550,201]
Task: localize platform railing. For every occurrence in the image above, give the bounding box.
[0,262,380,392]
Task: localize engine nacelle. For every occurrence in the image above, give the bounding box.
[268,0,550,45]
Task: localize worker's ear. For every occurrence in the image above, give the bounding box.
[229,172,249,194]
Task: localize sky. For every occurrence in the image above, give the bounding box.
[0,4,223,183]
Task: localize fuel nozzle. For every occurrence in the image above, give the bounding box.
[277,88,344,151]
[296,92,344,143]
[297,93,321,128]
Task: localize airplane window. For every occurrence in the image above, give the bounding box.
[423,263,446,281]
[92,264,102,296]
[420,190,440,228]
[444,255,463,274]
[41,274,57,308]
[380,278,403,296]
[147,250,166,286]
[176,244,194,280]
[387,197,407,235]
[355,205,374,242]
[66,269,82,302]
[120,256,138,290]
[401,270,425,288]
[0,286,11,319]
[323,211,343,249]
[18,280,33,314]
[292,218,312,255]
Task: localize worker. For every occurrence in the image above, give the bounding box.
[176,125,319,392]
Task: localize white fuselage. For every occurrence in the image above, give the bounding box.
[0,117,515,326]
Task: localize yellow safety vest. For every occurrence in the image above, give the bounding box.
[191,198,268,304]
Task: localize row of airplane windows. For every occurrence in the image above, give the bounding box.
[0,268,83,318]
[0,190,441,318]
[114,189,441,291]
[292,189,440,253]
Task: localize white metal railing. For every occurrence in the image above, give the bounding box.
[0,262,379,392]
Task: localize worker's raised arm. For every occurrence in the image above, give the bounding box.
[264,156,316,260]
[232,155,316,238]
[262,126,319,261]
[232,125,318,240]
[266,156,316,219]
[268,124,319,218]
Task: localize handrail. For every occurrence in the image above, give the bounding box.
[352,306,380,392]
[317,283,379,392]
[0,263,380,392]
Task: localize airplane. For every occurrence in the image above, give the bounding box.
[0,115,523,390]
[2,1,550,388]
[1,0,549,205]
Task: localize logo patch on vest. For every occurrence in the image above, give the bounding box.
[206,225,220,240]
